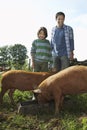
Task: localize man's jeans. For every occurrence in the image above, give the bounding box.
[52,56,70,72]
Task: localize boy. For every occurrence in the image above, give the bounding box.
[31,27,52,72]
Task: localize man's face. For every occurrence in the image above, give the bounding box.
[56,15,65,27]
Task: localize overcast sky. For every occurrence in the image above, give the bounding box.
[0,0,87,60]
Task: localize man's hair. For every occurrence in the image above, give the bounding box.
[37,27,48,38]
[55,12,65,19]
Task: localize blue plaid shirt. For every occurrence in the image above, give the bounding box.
[51,24,74,58]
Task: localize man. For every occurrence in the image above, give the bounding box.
[51,12,74,72]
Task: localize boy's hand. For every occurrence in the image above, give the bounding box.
[70,51,74,60]
[52,68,57,72]
[32,61,35,69]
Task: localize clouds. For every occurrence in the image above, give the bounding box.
[71,14,87,27]
[72,14,87,60]
[0,0,87,60]
[75,31,87,60]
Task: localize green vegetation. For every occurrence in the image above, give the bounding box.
[0,73,87,130]
[0,44,28,70]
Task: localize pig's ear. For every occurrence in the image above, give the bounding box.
[33,89,42,93]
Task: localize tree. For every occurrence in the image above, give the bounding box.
[9,44,28,69]
[0,46,11,69]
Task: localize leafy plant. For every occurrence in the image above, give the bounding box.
[0,46,11,68]
[9,44,28,69]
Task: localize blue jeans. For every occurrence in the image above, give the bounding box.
[52,56,70,72]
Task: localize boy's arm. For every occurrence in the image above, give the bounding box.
[30,41,36,68]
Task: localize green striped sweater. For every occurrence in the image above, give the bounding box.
[31,39,52,62]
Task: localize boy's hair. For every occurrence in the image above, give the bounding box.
[55,12,65,19]
[37,27,48,38]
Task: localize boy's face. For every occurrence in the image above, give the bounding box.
[38,30,46,40]
[56,15,65,27]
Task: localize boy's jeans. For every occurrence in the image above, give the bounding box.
[34,61,48,72]
[52,56,70,72]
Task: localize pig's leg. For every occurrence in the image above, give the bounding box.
[54,89,62,115]
[0,87,8,104]
[8,89,15,104]
[60,96,64,109]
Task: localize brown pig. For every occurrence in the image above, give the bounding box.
[33,65,87,114]
[0,70,54,104]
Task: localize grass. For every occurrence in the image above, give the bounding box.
[0,74,87,129]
